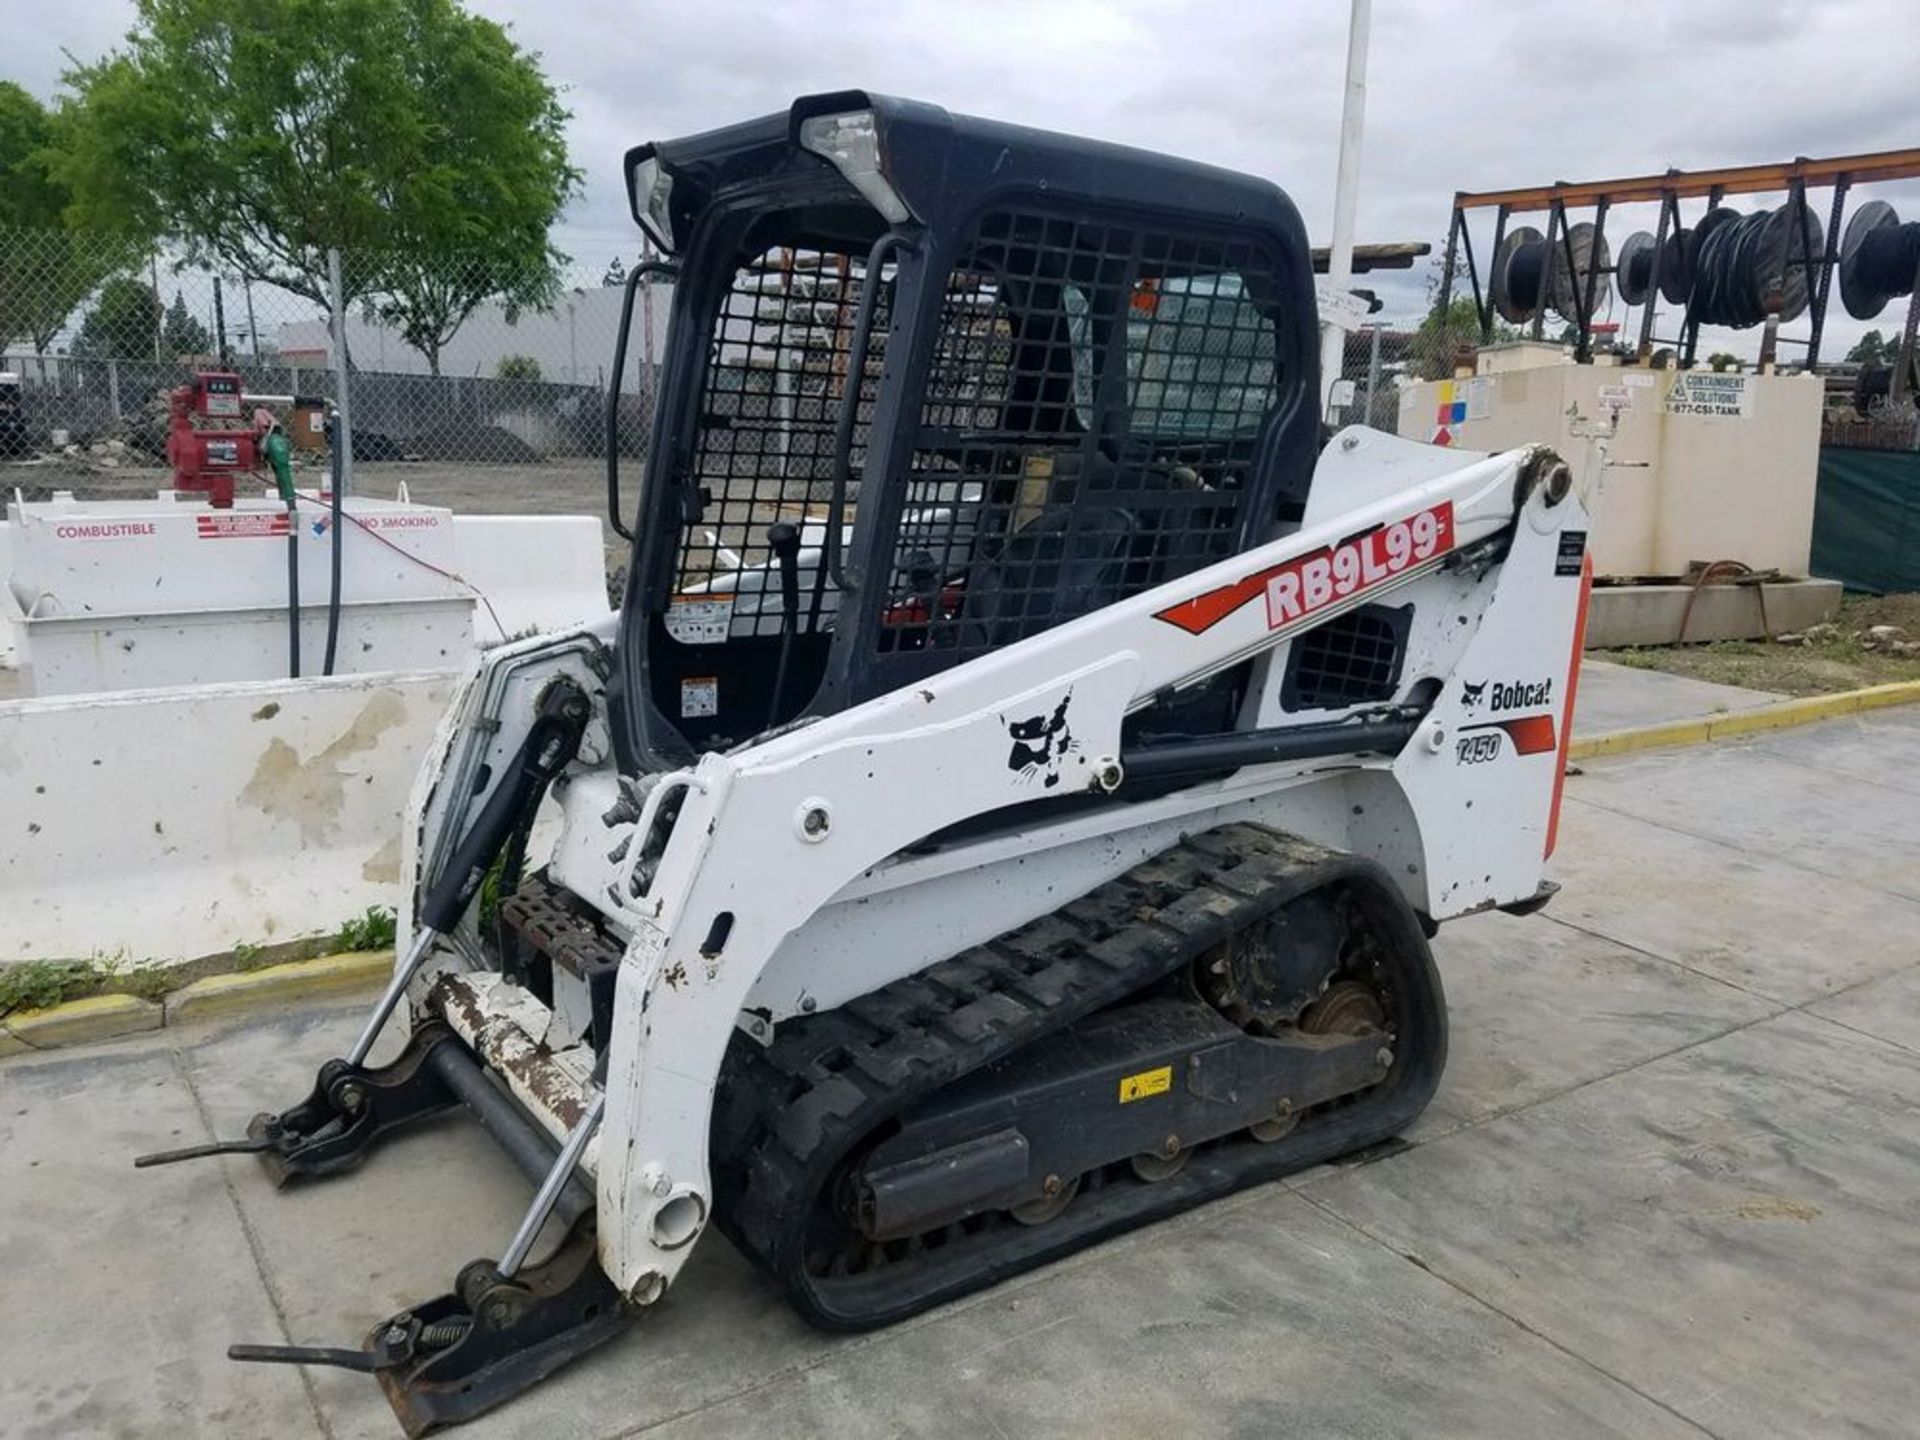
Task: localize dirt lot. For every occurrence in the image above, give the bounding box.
[1599,593,1920,696]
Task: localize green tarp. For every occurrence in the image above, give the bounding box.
[1812,446,1920,594]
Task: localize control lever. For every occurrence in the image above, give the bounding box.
[764,520,802,731]
[134,682,592,1176]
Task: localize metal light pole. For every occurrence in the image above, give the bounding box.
[1319,0,1372,419]
[328,248,355,497]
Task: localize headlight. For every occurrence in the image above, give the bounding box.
[630,154,677,252]
[798,110,912,225]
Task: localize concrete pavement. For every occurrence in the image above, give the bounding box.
[1569,660,1785,736]
[4,705,1918,1438]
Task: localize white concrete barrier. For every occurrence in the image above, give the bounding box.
[454,514,611,643]
[0,670,454,966]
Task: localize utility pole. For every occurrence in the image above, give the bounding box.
[328,248,355,497]
[1319,0,1372,419]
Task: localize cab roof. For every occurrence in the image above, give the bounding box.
[624,90,1309,256]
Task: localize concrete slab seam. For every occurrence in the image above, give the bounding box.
[166,1045,336,1440]
[1569,680,1920,761]
[1288,1185,1725,1440]
[1564,792,1920,908]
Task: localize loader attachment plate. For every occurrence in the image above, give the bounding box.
[231,1212,626,1437]
[134,1023,462,1179]
[372,1213,627,1437]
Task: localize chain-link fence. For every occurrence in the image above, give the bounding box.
[4,226,1607,595]
[0,227,668,579]
[1321,320,1466,437]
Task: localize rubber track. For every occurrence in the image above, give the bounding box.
[710,822,1443,1330]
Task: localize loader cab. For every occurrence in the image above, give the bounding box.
[614,91,1321,770]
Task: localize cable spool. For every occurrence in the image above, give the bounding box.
[1617,230,1689,307]
[1548,222,1611,322]
[1683,207,1738,291]
[1686,199,1822,327]
[1660,229,1692,305]
[1492,225,1546,322]
[1839,200,1920,320]
[1616,231,1656,305]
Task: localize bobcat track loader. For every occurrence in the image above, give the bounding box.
[138,92,1595,1433]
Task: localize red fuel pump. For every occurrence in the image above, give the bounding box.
[166,371,261,508]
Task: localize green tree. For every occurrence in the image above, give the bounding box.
[1846,330,1889,367]
[53,0,577,369]
[0,83,65,230]
[1706,352,1741,373]
[1408,297,1516,381]
[71,276,162,359]
[162,289,212,357]
[0,82,139,353]
[495,353,541,381]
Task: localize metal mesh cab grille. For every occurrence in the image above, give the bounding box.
[876,209,1284,664]
[1281,604,1410,711]
[675,247,893,634]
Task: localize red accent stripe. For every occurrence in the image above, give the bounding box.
[1544,553,1594,858]
[1153,564,1287,635]
[1499,714,1558,755]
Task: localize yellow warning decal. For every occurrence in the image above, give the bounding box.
[1118,1065,1173,1104]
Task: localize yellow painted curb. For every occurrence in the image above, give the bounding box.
[165,950,392,1026]
[0,1027,32,1058]
[6,992,163,1050]
[1571,679,1920,761]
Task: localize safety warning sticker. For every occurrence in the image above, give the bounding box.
[197,513,290,538]
[1118,1065,1173,1104]
[665,594,734,645]
[680,676,719,719]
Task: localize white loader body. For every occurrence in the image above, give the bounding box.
[399,427,1593,1303]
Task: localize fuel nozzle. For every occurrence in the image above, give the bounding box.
[254,407,296,505]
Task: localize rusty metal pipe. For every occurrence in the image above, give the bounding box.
[425,972,594,1146]
[422,1041,591,1230]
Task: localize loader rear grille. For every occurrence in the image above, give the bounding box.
[1281,604,1411,711]
[871,208,1287,672]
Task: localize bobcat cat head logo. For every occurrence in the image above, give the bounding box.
[1461,680,1487,710]
[1005,692,1078,788]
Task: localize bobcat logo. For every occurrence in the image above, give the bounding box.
[1005,692,1078,788]
[1461,680,1487,711]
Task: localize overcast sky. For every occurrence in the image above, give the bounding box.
[7,0,1918,346]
